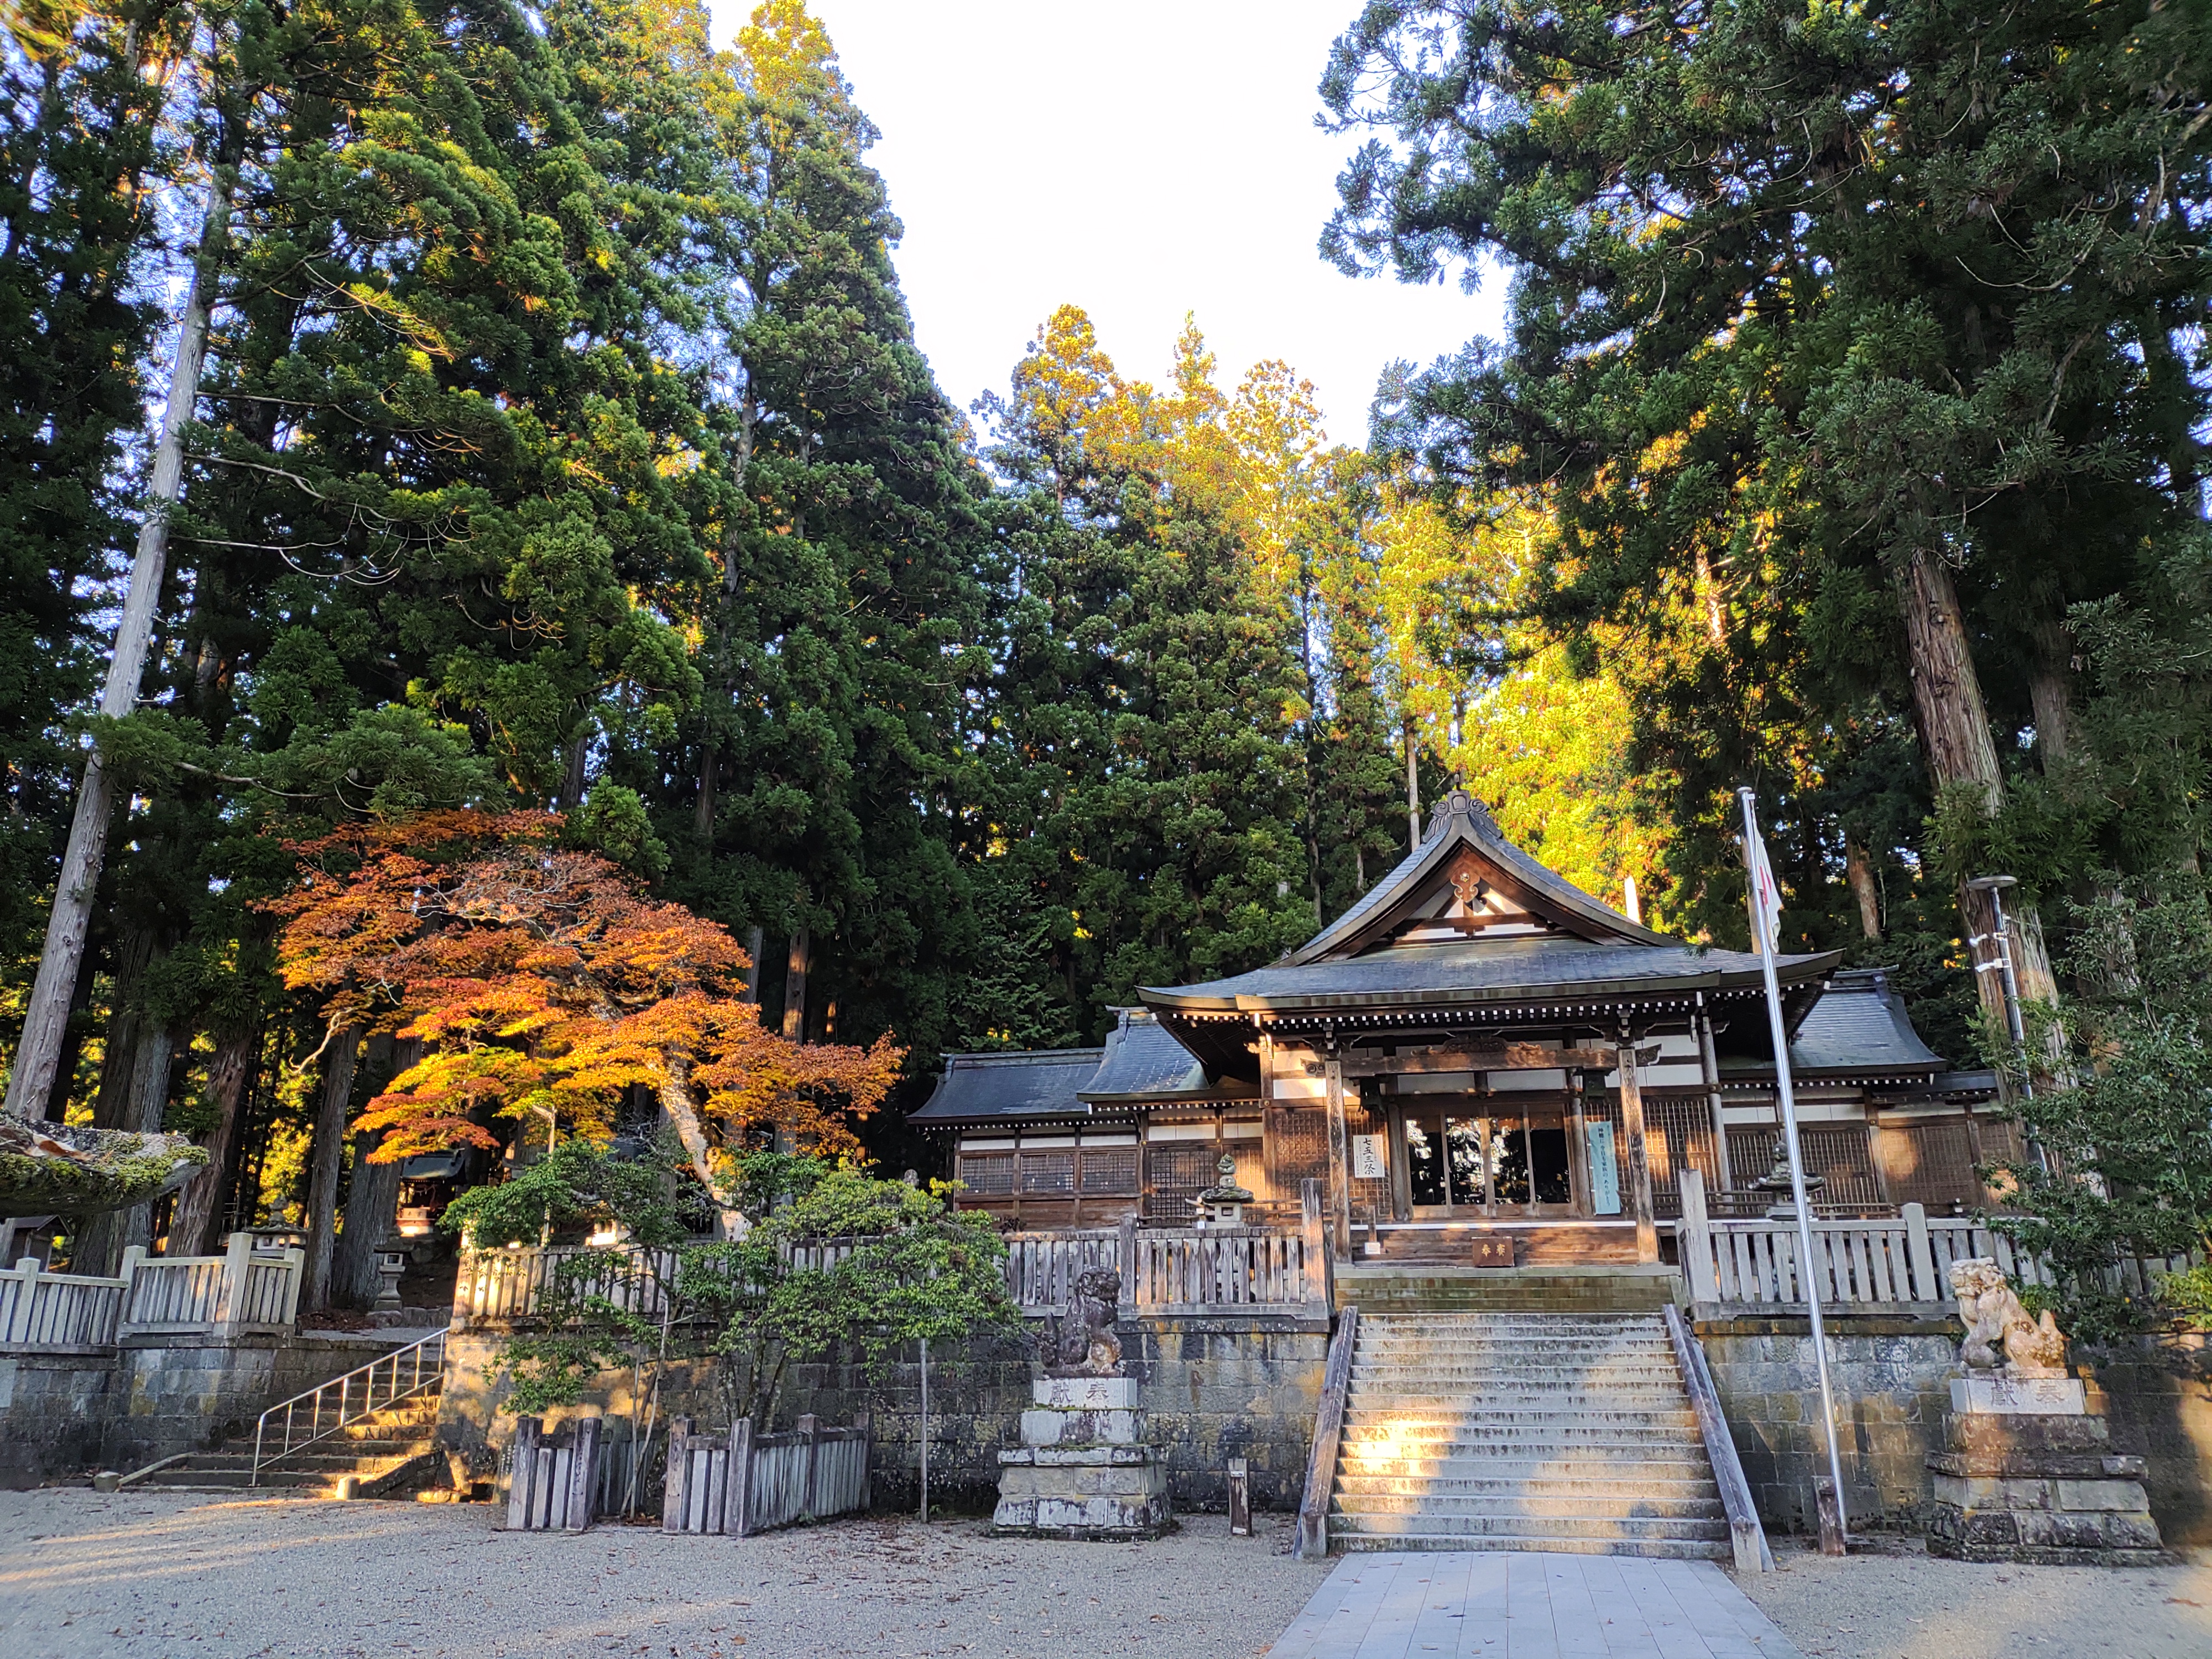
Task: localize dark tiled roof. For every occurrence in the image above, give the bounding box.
[1284,789,1668,964]
[1719,967,1947,1079]
[1143,935,1836,1014]
[907,1048,1102,1125]
[1080,1009,1208,1100]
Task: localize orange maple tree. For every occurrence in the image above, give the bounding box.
[268,811,902,1198]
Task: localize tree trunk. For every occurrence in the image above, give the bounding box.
[2029,621,2077,768]
[301,1024,365,1313]
[1403,714,1421,851]
[4,168,233,1118]
[740,924,764,1004]
[169,1026,256,1258]
[72,1021,174,1274]
[335,1037,415,1308]
[90,922,156,1129]
[1895,547,2063,1025]
[1844,836,1882,941]
[781,926,810,1040]
[37,947,101,1121]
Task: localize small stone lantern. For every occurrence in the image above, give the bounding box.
[1194,1153,1253,1229]
[1750,1138,1824,1220]
[373,1236,410,1311]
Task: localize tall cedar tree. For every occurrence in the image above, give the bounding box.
[666,1,993,1067]
[1319,0,2212,1043]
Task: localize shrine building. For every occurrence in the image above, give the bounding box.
[912,790,2009,1263]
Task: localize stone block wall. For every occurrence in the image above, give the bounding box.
[436,1313,1331,1517]
[0,1351,118,1486]
[1695,1313,1958,1535]
[1697,1314,2212,1547]
[2078,1334,2212,1548]
[0,1331,426,1487]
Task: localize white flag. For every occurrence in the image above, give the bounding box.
[1743,813,1781,956]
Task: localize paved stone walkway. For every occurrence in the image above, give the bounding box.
[1265,1551,1809,1659]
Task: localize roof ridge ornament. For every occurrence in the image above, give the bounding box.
[1425,787,1498,842]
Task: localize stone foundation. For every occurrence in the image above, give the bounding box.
[0,1331,426,1488]
[994,1376,1170,1539]
[437,1313,1329,1515]
[1927,1394,2168,1565]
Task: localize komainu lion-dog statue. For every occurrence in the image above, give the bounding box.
[1949,1256,2068,1376]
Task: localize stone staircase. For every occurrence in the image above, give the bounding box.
[130,1384,445,1498]
[1328,1311,1731,1559]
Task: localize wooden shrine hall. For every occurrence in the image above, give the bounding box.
[912,790,2007,1265]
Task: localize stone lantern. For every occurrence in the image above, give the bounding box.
[373,1235,410,1311]
[1194,1153,1253,1229]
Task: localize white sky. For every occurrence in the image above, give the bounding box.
[704,0,1506,445]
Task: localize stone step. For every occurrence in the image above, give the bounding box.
[1329,1510,1733,1542]
[1327,1504,1725,1531]
[1335,1472,1719,1499]
[1347,1384,1688,1401]
[1327,1416,1690,1442]
[1328,1527,1731,1561]
[1336,1467,1719,1491]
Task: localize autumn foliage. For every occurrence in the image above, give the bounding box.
[268,812,902,1193]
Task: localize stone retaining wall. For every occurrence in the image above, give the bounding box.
[1697,1313,2212,1546]
[437,1314,1331,1516]
[0,1331,420,1487]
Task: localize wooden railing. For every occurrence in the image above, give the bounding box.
[452,1243,676,1323]
[1677,1168,2195,1311]
[457,1197,1333,1328]
[663,1412,871,1535]
[1,1233,302,1353]
[0,1260,124,1349]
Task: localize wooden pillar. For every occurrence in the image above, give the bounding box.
[1567,1070,1591,1217]
[1616,1029,1660,1264]
[1697,997,1734,1195]
[1324,1049,1351,1260]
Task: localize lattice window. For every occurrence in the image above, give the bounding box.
[956,1154,1015,1196]
[1078,1147,1139,1194]
[1019,1150,1076,1195]
[1876,1120,1975,1212]
[1146,1142,1217,1221]
[1800,1123,1883,1208]
[1265,1105,1328,1196]
[1726,1125,1783,1194]
[1642,1094,1720,1220]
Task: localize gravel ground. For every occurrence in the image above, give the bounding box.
[1737,1535,2212,1659]
[0,1489,1329,1659]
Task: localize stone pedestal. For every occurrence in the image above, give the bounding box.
[1927,1378,2168,1565]
[993,1375,1171,1540]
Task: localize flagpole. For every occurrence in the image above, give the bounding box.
[1739,786,1850,1548]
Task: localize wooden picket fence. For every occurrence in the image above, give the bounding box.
[458,1192,1332,1329]
[507,1415,604,1531]
[1676,1167,2198,1311]
[661,1413,870,1536]
[1,1233,302,1353]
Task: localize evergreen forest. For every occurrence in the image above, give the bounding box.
[2,0,2209,1313]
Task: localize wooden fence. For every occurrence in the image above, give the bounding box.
[507,1414,603,1532]
[662,1413,870,1536]
[1,1233,302,1353]
[1676,1168,2196,1311]
[457,1192,1332,1328]
[453,1242,675,1323]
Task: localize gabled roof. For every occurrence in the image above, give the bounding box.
[1142,935,1834,1016]
[1286,789,1671,963]
[908,1048,1102,1126]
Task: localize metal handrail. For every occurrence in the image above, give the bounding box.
[251,1327,448,1486]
